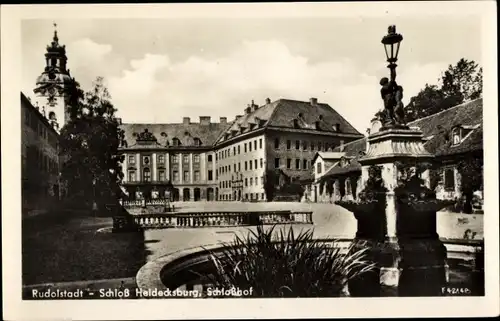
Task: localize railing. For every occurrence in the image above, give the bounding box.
[121,199,171,207]
[125,210,313,229]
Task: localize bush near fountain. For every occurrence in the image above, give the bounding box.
[202,224,375,297]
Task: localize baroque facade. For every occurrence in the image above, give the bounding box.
[119,98,364,202]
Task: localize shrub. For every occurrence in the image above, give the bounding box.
[204,224,375,297]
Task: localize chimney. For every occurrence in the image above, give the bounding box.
[339,140,345,152]
[251,100,259,111]
[219,117,227,124]
[183,117,190,125]
[265,97,271,104]
[310,97,318,106]
[199,116,211,125]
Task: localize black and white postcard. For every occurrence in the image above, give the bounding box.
[1,2,498,320]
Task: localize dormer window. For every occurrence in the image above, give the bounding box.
[451,127,462,146]
[193,137,202,146]
[315,121,321,130]
[293,119,300,129]
[172,137,181,146]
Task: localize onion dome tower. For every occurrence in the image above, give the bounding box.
[33,23,74,131]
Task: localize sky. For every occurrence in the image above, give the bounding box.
[21,16,482,133]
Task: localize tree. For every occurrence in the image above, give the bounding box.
[404,58,482,122]
[441,58,483,102]
[263,169,277,202]
[59,77,125,213]
[457,155,483,214]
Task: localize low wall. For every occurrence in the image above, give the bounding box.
[116,210,313,230]
[437,212,484,240]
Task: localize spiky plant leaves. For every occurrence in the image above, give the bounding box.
[204,224,375,297]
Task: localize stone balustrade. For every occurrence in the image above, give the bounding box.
[121,198,171,207]
[128,210,313,229]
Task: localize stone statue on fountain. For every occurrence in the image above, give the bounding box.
[378,72,407,130]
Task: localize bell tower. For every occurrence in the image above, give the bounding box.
[33,23,74,131]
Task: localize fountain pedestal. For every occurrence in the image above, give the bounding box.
[339,128,452,296]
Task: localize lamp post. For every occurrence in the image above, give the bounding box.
[381,25,403,83]
[379,25,406,129]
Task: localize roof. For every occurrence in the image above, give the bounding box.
[312,152,346,164]
[120,122,229,149]
[332,98,483,157]
[216,98,362,145]
[321,158,362,179]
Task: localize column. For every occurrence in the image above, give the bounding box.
[190,153,194,184]
[383,163,398,241]
[165,152,170,181]
[179,153,183,184]
[136,153,141,181]
[152,152,157,181]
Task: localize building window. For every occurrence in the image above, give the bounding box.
[249,142,252,152]
[128,155,135,164]
[193,137,202,146]
[238,162,241,171]
[287,159,291,169]
[274,138,280,149]
[128,170,136,182]
[208,155,213,162]
[172,138,181,146]
[183,171,190,182]
[208,170,213,181]
[158,170,165,181]
[295,140,300,150]
[238,145,241,154]
[318,142,322,151]
[172,154,179,164]
[303,159,308,170]
[295,159,300,169]
[233,147,236,155]
[193,154,200,163]
[274,158,280,169]
[183,154,189,163]
[260,158,263,168]
[254,159,258,169]
[303,141,308,151]
[245,178,248,187]
[325,143,329,151]
[311,142,315,151]
[254,140,257,150]
[317,162,322,174]
[245,161,248,171]
[233,163,236,172]
[244,143,247,153]
[158,154,165,164]
[259,138,263,149]
[452,128,461,145]
[250,177,253,186]
[143,156,150,165]
[249,161,253,170]
[286,140,291,150]
[444,168,455,191]
[194,170,200,182]
[143,168,151,182]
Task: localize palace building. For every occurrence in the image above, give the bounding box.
[119,98,364,202]
[21,92,61,216]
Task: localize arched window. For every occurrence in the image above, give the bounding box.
[143,168,151,182]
